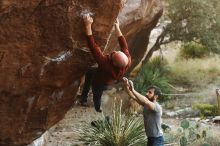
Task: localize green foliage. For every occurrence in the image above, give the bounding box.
[145,56,170,75]
[192,103,218,117]
[202,143,211,146]
[181,119,190,129]
[180,136,187,146]
[164,120,217,145]
[179,42,209,59]
[134,56,171,102]
[165,0,220,54]
[78,100,146,146]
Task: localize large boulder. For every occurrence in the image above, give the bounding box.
[0,0,163,145]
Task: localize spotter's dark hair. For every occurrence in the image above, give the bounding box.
[147,85,162,98]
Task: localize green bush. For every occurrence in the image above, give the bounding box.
[179,42,209,59]
[77,100,146,146]
[134,56,171,102]
[192,103,218,117]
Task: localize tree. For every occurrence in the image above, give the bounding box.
[142,0,220,63]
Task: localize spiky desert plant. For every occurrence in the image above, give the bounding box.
[77,100,147,146]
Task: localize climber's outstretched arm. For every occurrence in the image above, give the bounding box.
[115,19,122,37]
[83,15,106,65]
[115,19,131,66]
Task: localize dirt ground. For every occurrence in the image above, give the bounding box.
[41,90,220,146]
[43,107,182,146]
[44,90,119,146]
[43,94,180,146]
[45,105,100,146]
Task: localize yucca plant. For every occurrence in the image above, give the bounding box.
[77,100,147,146]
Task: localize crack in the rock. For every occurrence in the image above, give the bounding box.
[0,51,5,63]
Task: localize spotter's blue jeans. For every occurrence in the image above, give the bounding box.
[147,136,164,146]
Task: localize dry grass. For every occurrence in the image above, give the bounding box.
[167,51,220,88]
[158,48,220,105]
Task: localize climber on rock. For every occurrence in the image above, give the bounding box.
[79,15,131,112]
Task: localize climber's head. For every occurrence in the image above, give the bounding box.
[111,51,129,68]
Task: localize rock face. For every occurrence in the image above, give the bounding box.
[0,0,163,145]
[107,0,163,72]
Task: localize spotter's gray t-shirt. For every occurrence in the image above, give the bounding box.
[143,102,163,137]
